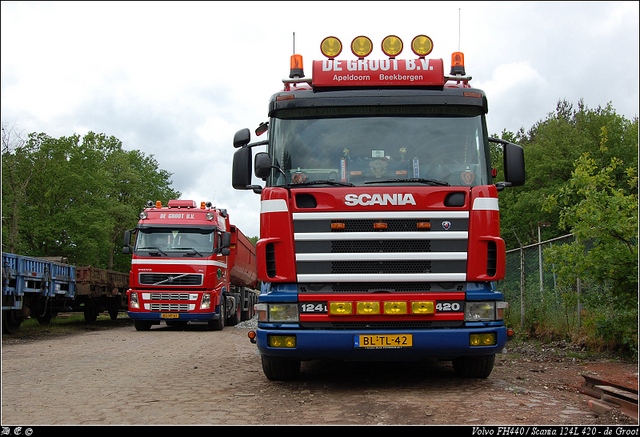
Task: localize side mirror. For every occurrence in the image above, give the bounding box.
[232,147,253,190]
[220,232,231,256]
[503,142,525,187]
[222,232,231,248]
[489,138,526,190]
[122,229,133,254]
[254,152,272,180]
[233,128,251,148]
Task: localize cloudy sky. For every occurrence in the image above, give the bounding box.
[2,1,638,238]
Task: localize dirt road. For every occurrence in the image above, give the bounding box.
[1,320,637,426]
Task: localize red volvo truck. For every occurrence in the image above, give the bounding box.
[123,200,259,331]
[232,35,525,380]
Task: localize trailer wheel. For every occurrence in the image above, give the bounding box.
[134,320,152,331]
[2,310,23,334]
[261,355,300,381]
[84,305,98,323]
[452,354,495,378]
[37,311,53,325]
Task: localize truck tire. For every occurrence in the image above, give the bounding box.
[209,299,225,331]
[134,320,152,331]
[2,310,22,334]
[227,295,240,326]
[452,354,495,378]
[261,355,300,381]
[84,305,98,323]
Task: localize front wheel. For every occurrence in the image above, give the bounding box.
[134,320,152,331]
[452,354,495,378]
[209,299,225,331]
[261,355,300,381]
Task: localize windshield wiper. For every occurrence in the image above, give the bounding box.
[365,178,450,186]
[286,180,355,187]
[139,246,168,256]
[176,247,204,257]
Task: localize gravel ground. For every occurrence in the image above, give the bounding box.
[1,315,637,426]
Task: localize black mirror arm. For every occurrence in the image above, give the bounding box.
[494,181,512,192]
[246,140,268,149]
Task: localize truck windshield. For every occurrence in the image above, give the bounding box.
[134,228,216,256]
[269,110,491,187]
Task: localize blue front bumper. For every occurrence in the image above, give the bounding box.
[256,325,507,361]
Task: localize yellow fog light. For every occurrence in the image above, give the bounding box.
[381,35,403,58]
[411,34,434,57]
[469,333,497,347]
[351,36,373,58]
[356,301,380,315]
[268,335,297,348]
[329,302,353,316]
[321,36,342,59]
[411,301,434,315]
[383,301,407,315]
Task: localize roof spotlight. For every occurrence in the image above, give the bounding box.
[381,35,403,58]
[320,36,342,59]
[351,36,373,58]
[411,35,434,57]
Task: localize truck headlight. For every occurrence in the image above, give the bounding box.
[257,303,299,322]
[130,292,139,309]
[465,301,496,321]
[201,293,211,310]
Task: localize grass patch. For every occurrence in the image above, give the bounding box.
[2,312,133,342]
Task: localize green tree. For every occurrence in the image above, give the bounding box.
[542,143,637,354]
[495,100,638,250]
[544,135,638,297]
[2,128,180,271]
[2,126,49,254]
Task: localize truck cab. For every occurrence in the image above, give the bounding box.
[233,35,524,380]
[123,200,258,331]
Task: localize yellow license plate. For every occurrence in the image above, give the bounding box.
[160,313,179,319]
[355,334,413,348]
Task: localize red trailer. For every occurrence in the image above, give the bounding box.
[75,266,129,322]
[123,200,259,331]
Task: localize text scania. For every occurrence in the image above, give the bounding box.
[323,58,435,72]
[345,193,416,206]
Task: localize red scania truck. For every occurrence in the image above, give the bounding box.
[123,200,258,331]
[232,35,525,380]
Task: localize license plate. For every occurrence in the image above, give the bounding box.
[160,313,179,319]
[355,334,413,348]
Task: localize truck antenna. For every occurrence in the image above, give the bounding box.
[458,8,461,52]
[293,31,296,54]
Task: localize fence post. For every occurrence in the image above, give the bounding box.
[537,222,551,304]
[576,277,582,327]
[513,230,525,330]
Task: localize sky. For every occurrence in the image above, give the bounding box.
[2,1,638,239]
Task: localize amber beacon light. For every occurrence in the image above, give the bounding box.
[450,51,466,75]
[289,54,304,78]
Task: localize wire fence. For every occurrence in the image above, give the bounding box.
[498,233,597,333]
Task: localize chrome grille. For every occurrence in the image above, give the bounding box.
[148,303,192,312]
[149,293,192,301]
[292,210,469,286]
